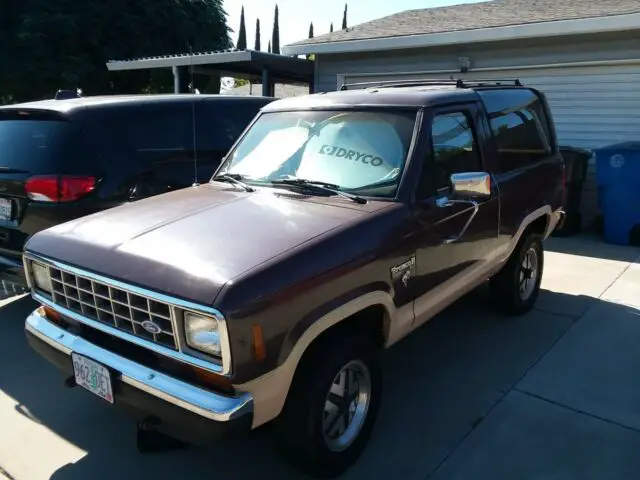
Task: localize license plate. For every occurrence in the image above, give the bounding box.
[0,198,11,222]
[72,353,114,404]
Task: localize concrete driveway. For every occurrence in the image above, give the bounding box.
[1,236,639,480]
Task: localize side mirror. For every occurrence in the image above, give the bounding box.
[450,172,491,198]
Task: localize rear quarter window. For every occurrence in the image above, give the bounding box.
[478,89,553,172]
[0,113,87,173]
[196,100,266,153]
[100,105,194,162]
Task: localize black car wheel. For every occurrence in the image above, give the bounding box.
[275,332,382,478]
[491,233,544,315]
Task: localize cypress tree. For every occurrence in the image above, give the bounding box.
[268,40,272,53]
[342,4,348,29]
[237,6,247,50]
[271,4,280,54]
[307,23,314,60]
[330,22,334,33]
[254,18,261,50]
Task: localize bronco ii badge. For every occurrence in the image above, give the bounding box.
[391,256,416,287]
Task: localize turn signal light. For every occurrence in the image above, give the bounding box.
[39,305,63,326]
[252,324,266,362]
[189,366,234,394]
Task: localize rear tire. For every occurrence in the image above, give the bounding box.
[275,332,382,478]
[490,233,544,315]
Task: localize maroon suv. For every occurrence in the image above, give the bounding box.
[23,80,564,478]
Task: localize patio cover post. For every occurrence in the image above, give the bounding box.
[172,66,180,93]
[262,67,274,97]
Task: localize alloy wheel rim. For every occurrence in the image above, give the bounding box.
[519,247,539,300]
[322,359,372,452]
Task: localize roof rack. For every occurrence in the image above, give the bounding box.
[339,78,522,91]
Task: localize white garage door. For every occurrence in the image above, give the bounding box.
[340,63,640,150]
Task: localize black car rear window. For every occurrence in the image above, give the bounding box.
[0,114,83,173]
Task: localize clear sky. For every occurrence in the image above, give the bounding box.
[222,0,483,49]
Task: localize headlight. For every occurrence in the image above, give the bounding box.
[32,262,53,294]
[184,312,222,357]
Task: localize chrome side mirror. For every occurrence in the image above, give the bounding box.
[450,172,491,198]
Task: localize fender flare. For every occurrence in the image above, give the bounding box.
[236,291,395,428]
[276,282,392,366]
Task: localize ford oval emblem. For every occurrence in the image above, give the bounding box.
[141,320,162,335]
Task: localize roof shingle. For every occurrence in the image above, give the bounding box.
[288,0,640,46]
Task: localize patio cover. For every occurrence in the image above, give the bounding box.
[106,49,314,96]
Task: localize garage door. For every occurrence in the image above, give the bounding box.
[340,63,640,150]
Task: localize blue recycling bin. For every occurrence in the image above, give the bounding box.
[594,142,640,245]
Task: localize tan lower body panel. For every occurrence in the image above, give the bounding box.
[237,206,562,428]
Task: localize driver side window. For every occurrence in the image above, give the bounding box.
[430,111,482,192]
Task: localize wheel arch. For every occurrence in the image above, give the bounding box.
[236,291,395,428]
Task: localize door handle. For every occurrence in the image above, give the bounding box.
[436,196,480,244]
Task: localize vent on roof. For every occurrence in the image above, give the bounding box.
[55,89,83,100]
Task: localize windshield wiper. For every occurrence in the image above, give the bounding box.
[212,173,255,192]
[271,178,367,204]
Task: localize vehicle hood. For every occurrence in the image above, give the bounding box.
[26,184,389,305]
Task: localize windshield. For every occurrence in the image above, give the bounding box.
[217,109,417,198]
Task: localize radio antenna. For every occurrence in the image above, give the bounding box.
[189,44,199,187]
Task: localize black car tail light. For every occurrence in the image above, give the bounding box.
[25,175,96,203]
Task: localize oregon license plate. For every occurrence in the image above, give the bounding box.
[0,198,11,222]
[72,353,114,404]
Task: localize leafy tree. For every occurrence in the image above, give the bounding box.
[237,6,247,50]
[1,0,232,103]
[342,3,348,29]
[255,18,261,51]
[271,4,280,54]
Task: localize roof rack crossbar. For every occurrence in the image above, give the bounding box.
[339,78,522,91]
[456,78,523,87]
[340,79,461,90]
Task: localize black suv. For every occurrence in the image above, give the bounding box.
[0,94,274,284]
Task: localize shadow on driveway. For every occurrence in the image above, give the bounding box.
[545,234,640,263]
[0,286,629,480]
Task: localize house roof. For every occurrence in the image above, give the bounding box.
[283,0,640,54]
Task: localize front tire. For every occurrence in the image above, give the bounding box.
[275,332,382,478]
[491,233,544,315]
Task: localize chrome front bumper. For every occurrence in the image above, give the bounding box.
[25,308,253,423]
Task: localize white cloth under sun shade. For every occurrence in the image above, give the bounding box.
[296,113,405,188]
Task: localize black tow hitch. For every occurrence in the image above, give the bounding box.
[136,416,190,454]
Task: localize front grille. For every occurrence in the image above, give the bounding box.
[47,266,177,349]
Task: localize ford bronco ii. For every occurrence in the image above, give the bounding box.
[24,79,565,478]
